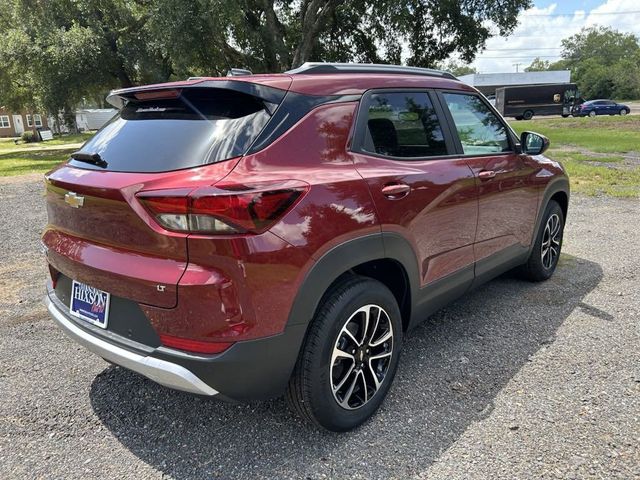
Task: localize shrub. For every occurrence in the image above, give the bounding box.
[21,131,38,143]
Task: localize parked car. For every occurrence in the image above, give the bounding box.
[573,99,630,117]
[43,62,569,431]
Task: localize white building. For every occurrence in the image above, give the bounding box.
[76,109,117,131]
[458,71,572,95]
[47,109,117,134]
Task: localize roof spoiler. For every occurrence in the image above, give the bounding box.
[105,79,286,109]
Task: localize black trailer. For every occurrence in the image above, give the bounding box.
[495,83,579,120]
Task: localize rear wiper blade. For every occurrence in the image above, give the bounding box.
[70,151,108,168]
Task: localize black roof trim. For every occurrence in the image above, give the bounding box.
[286,62,457,80]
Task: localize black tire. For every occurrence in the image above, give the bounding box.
[561,114,569,118]
[589,110,597,117]
[517,200,564,282]
[286,276,403,431]
[620,108,628,116]
[522,110,534,120]
[514,115,523,121]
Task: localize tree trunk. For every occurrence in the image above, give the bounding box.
[291,0,341,68]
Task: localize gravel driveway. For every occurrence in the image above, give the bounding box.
[1,174,638,479]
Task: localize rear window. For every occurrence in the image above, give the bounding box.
[71,88,270,172]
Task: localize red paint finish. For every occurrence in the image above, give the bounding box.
[288,74,476,96]
[42,159,239,308]
[108,73,475,99]
[166,102,381,341]
[44,71,569,353]
[465,154,539,262]
[352,153,477,285]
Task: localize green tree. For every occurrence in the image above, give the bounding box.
[611,51,640,99]
[557,26,640,99]
[0,0,532,119]
[525,57,551,72]
[437,60,477,77]
[0,0,168,126]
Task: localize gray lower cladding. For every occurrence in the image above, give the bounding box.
[45,294,219,396]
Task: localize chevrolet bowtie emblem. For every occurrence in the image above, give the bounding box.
[64,192,85,208]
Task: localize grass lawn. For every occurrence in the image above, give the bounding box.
[0,133,93,176]
[510,115,640,198]
[0,150,71,177]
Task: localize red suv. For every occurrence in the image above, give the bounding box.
[44,63,569,431]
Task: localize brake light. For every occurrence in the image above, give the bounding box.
[137,181,308,234]
[159,334,233,354]
[134,89,182,101]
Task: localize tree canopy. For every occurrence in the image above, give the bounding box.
[0,0,531,116]
[526,26,640,100]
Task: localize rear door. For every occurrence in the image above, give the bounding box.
[436,91,538,282]
[351,89,477,289]
[43,86,278,308]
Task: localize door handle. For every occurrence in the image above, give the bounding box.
[478,170,496,180]
[381,183,411,199]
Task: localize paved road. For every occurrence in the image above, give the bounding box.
[0,175,638,479]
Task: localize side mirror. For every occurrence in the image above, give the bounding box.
[520,131,550,155]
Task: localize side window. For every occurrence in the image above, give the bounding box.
[362,92,447,158]
[442,93,511,155]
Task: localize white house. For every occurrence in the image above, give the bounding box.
[76,109,117,131]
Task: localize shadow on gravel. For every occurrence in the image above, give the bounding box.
[90,254,603,479]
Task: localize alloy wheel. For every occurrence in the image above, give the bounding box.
[330,304,394,410]
[541,213,561,269]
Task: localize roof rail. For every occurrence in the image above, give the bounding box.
[226,68,253,77]
[285,62,456,80]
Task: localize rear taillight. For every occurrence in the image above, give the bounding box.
[137,181,308,234]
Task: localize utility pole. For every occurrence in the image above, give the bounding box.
[512,63,522,72]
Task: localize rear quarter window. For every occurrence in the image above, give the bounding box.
[71,88,270,173]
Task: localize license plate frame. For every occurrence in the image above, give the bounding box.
[69,280,111,329]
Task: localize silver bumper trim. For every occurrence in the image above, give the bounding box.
[45,296,218,396]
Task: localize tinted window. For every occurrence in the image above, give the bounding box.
[362,92,447,158]
[72,88,270,172]
[443,93,510,155]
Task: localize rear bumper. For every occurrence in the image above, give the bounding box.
[45,287,307,401]
[46,294,218,396]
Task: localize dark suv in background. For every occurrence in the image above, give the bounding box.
[44,63,569,431]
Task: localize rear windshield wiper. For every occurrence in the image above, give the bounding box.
[70,151,108,168]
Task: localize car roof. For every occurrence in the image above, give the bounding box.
[108,64,474,101]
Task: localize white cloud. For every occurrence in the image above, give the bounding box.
[471,1,640,73]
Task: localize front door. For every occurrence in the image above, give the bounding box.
[351,90,478,291]
[12,115,24,135]
[437,91,539,282]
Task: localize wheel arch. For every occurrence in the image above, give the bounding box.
[287,234,419,333]
[530,177,570,253]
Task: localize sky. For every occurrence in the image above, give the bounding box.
[470,0,640,73]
